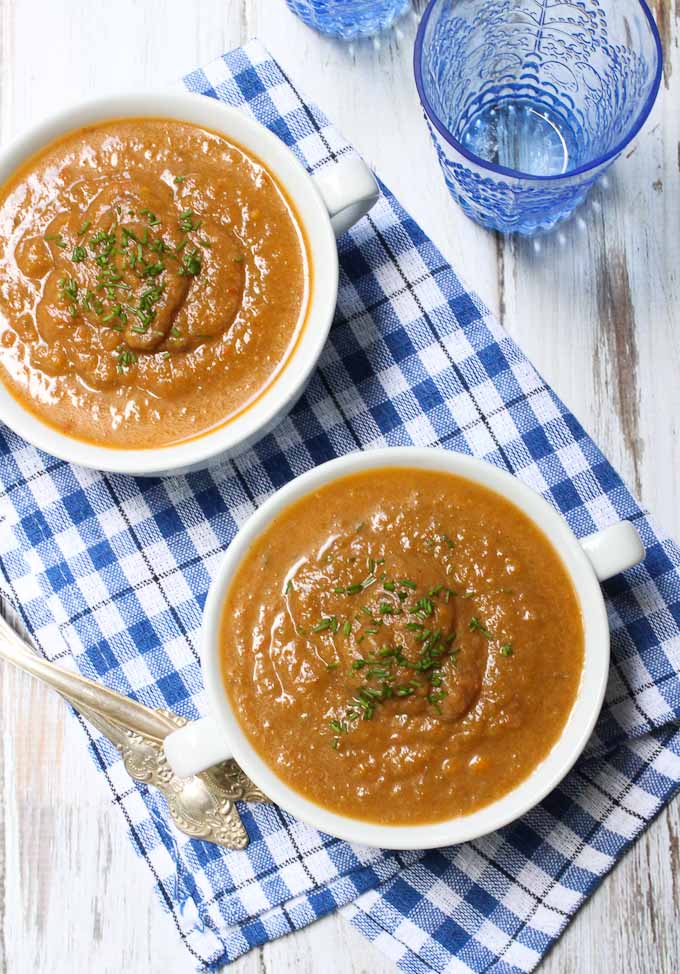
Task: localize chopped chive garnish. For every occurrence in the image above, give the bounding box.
[140,208,161,226]
[399,578,417,590]
[342,620,352,637]
[179,208,201,232]
[500,643,514,657]
[413,597,434,617]
[58,276,78,301]
[173,174,187,184]
[115,346,137,373]
[179,249,202,276]
[46,232,67,248]
[312,617,336,633]
[469,617,492,638]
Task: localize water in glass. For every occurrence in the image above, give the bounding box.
[415,0,662,233]
[285,0,410,38]
[460,98,584,177]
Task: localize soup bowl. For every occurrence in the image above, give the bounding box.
[0,92,378,477]
[164,446,645,849]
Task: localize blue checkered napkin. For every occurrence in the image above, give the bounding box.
[0,40,678,973]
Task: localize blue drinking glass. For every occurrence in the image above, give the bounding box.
[414,0,663,234]
[285,0,410,38]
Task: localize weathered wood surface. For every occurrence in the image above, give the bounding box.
[0,1,678,972]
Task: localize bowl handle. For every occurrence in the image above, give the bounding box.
[580,521,645,582]
[164,715,231,778]
[312,156,379,237]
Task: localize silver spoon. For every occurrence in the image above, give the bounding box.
[0,611,269,848]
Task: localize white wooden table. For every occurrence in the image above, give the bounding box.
[0,1,678,972]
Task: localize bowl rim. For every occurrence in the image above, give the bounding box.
[0,90,339,476]
[202,447,611,849]
[413,0,663,184]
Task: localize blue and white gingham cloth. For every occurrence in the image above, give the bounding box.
[0,41,678,973]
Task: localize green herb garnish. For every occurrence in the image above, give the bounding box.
[178,208,201,233]
[46,233,67,249]
[115,346,137,373]
[179,249,202,276]
[312,617,336,633]
[413,597,434,617]
[469,617,492,639]
[58,276,78,301]
[140,208,161,226]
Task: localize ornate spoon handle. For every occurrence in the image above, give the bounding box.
[0,611,269,848]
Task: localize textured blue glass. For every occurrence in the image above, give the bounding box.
[414,0,663,234]
[285,0,410,38]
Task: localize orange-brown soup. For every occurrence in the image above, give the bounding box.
[0,118,308,447]
[220,467,584,825]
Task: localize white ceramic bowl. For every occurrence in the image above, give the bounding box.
[165,447,645,849]
[0,92,379,477]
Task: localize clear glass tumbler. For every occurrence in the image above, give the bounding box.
[414,0,663,234]
[285,0,410,38]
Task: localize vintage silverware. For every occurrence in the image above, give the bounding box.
[0,611,269,848]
